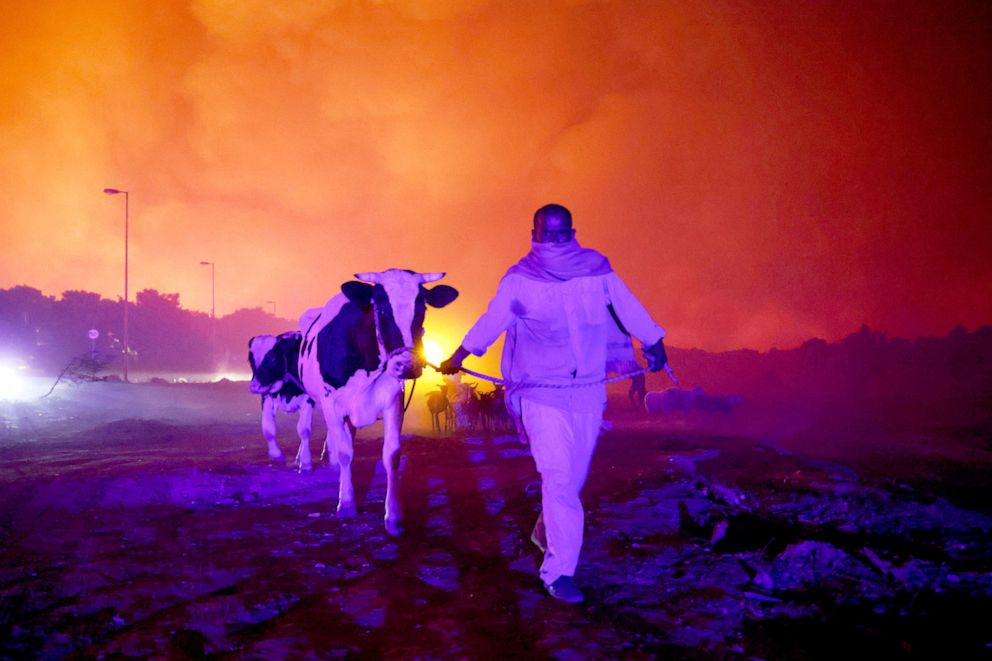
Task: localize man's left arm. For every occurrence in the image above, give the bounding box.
[439,275,517,374]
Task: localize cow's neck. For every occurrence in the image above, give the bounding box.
[371,302,389,365]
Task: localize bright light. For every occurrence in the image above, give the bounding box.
[212,371,250,382]
[0,364,25,401]
[422,337,444,366]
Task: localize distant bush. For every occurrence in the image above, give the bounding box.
[0,285,293,374]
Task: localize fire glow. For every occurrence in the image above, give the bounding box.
[0,2,988,352]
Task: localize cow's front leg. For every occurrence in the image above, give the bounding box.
[261,396,284,463]
[382,394,404,536]
[294,401,314,472]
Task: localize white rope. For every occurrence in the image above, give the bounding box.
[427,363,678,388]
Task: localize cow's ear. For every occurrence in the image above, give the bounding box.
[423,284,459,308]
[342,281,374,306]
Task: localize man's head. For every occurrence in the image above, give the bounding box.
[532,203,575,244]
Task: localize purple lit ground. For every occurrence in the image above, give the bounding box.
[2,381,991,658]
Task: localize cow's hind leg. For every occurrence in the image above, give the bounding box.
[261,397,285,464]
[326,414,357,517]
[294,401,314,472]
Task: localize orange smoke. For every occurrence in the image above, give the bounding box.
[1,1,989,351]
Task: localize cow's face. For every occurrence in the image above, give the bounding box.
[248,334,300,394]
[343,269,459,380]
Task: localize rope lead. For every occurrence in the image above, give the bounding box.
[426,363,677,388]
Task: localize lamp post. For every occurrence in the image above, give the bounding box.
[266,300,276,316]
[103,188,129,382]
[200,261,216,368]
[199,261,215,320]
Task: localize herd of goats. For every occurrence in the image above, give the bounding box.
[423,378,516,434]
[422,377,744,434]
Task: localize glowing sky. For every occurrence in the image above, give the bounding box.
[1,0,989,351]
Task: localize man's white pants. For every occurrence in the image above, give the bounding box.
[520,398,602,585]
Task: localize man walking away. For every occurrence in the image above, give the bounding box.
[440,203,668,603]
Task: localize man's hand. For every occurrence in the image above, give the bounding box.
[438,345,471,375]
[643,338,668,372]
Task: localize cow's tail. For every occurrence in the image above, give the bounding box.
[321,438,337,466]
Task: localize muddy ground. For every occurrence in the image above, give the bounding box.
[1,381,991,659]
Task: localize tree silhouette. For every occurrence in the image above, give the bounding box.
[0,284,295,376]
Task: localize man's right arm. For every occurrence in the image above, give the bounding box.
[605,273,665,346]
[605,273,668,372]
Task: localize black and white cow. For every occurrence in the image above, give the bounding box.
[248,331,316,469]
[298,269,458,535]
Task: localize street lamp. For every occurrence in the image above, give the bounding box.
[103,187,129,382]
[199,261,215,320]
[200,261,216,369]
[265,300,276,316]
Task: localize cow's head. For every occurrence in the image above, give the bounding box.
[247,332,300,395]
[342,269,459,380]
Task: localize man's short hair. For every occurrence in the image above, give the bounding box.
[534,203,572,228]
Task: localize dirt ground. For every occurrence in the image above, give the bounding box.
[1,381,991,659]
